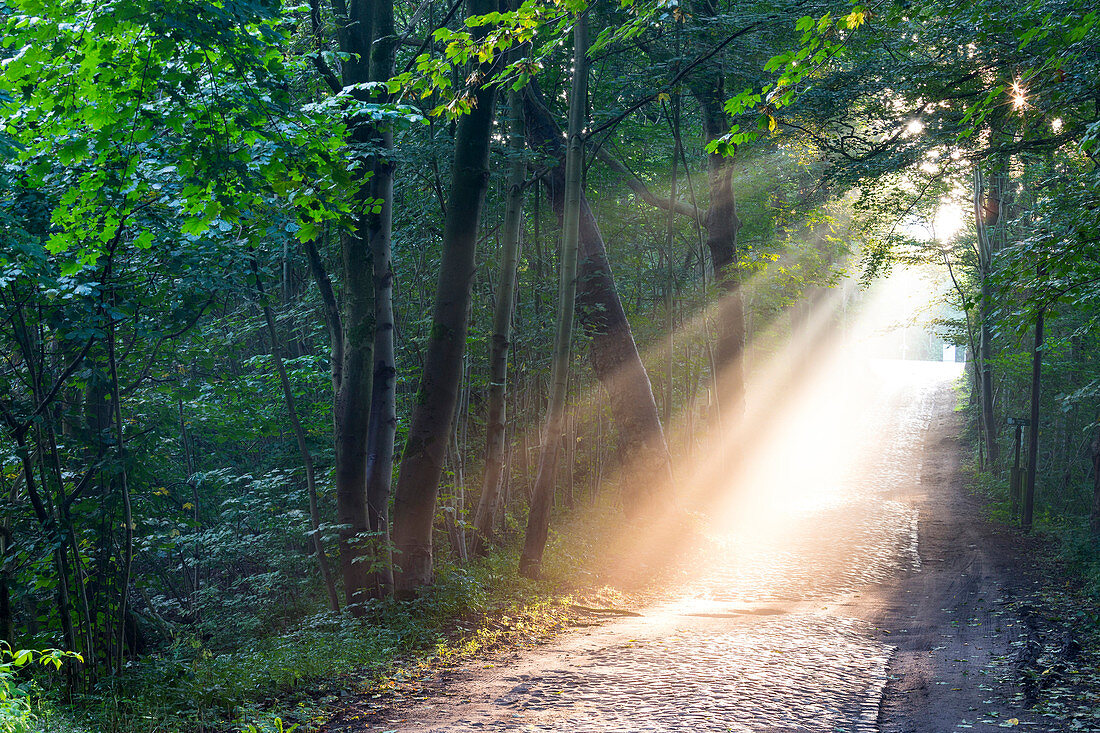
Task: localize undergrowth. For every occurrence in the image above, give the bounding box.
[30,548,559,732]
[28,496,636,733]
[958,396,1100,729]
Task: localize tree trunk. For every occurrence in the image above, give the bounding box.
[0,556,10,646]
[943,249,985,471]
[663,94,680,428]
[1023,305,1044,533]
[13,430,78,657]
[107,321,132,672]
[333,186,376,611]
[520,14,587,578]
[327,0,399,611]
[524,86,673,519]
[391,0,501,596]
[974,168,1001,468]
[693,79,746,421]
[363,0,397,600]
[304,236,373,607]
[471,85,525,558]
[1089,422,1100,540]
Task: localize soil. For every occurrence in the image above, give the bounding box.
[848,382,1053,732]
[321,364,1079,732]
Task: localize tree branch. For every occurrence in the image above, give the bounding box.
[583,18,770,141]
[593,145,704,224]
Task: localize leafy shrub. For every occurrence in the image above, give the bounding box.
[0,645,80,733]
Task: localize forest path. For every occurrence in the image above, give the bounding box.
[326,361,1045,732]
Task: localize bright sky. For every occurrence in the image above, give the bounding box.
[903,198,967,243]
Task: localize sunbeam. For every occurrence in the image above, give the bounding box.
[547,258,962,596]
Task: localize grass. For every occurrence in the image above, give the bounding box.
[30,497,644,733]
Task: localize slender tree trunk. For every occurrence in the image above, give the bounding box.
[328,0,399,610]
[1023,305,1044,533]
[363,0,397,600]
[14,430,78,657]
[0,469,12,645]
[446,431,469,562]
[944,250,985,470]
[254,263,340,613]
[107,322,132,670]
[663,95,680,428]
[520,14,587,578]
[304,239,343,396]
[524,86,673,519]
[0,550,10,646]
[566,407,575,508]
[694,83,746,421]
[392,0,501,596]
[974,168,1001,467]
[471,86,525,558]
[1089,421,1100,540]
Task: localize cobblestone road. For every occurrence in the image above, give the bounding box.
[360,361,961,732]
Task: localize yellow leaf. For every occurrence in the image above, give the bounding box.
[183,502,195,510]
[1006,720,1019,727]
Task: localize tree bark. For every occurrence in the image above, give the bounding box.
[1022,305,1044,533]
[471,85,525,558]
[391,0,501,596]
[363,0,398,600]
[1090,422,1100,540]
[692,78,746,421]
[524,85,673,519]
[333,177,376,611]
[974,167,1001,468]
[327,0,400,610]
[520,14,587,578]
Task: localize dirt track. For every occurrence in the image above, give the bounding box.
[856,376,1048,732]
[325,362,1055,732]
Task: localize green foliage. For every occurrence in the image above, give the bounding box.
[41,546,563,733]
[3,0,1097,731]
[0,0,352,269]
[239,716,299,733]
[0,645,80,733]
[707,4,869,154]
